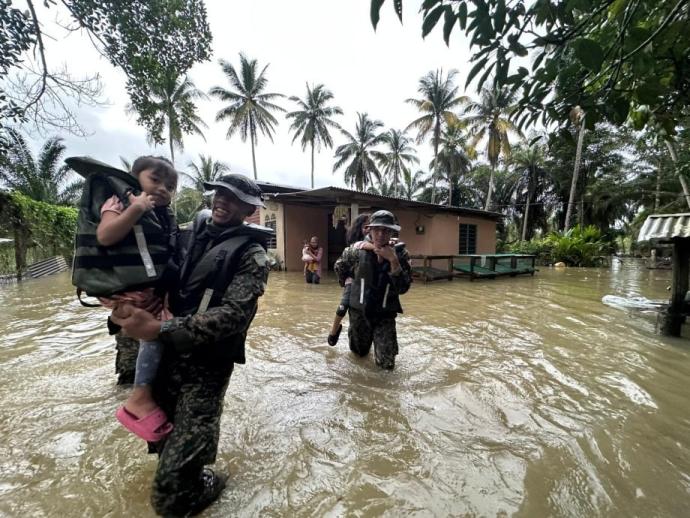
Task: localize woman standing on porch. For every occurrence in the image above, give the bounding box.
[302,236,323,284]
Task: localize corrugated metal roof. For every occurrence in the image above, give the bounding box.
[637,213,690,242]
[268,186,503,220]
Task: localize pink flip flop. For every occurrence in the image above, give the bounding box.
[116,406,173,442]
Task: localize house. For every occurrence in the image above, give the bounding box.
[249,183,501,272]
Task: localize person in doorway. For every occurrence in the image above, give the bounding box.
[302,235,323,284]
[327,213,372,345]
[111,173,273,516]
[334,210,412,369]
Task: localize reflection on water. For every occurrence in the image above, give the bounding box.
[1,263,689,516]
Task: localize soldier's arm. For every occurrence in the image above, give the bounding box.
[159,244,270,352]
[334,246,356,287]
[389,248,412,295]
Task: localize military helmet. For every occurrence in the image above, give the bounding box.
[203,174,265,208]
[366,210,401,232]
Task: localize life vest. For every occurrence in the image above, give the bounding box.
[349,243,406,316]
[170,211,275,317]
[67,156,177,300]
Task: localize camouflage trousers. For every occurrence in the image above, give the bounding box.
[114,332,139,385]
[347,309,398,370]
[149,352,235,516]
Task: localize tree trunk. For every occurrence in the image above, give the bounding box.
[251,133,258,180]
[431,123,439,204]
[565,117,586,231]
[484,165,495,211]
[448,173,453,207]
[664,140,690,210]
[310,141,315,189]
[394,166,399,198]
[655,158,661,212]
[521,170,534,242]
[168,122,175,166]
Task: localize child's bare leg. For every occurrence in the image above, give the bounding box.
[125,385,159,417]
[125,339,163,417]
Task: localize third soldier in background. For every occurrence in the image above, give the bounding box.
[334,210,412,370]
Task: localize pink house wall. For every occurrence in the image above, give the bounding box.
[396,210,496,255]
[279,204,497,272]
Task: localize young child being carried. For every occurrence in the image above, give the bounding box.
[77,156,178,442]
[327,213,373,345]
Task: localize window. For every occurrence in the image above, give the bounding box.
[459,223,477,254]
[264,214,277,249]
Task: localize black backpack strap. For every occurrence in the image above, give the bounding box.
[76,288,102,307]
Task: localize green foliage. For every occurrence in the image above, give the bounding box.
[133,72,208,163]
[286,83,343,188]
[375,129,419,197]
[333,113,385,192]
[0,0,34,126]
[210,53,285,179]
[0,129,83,205]
[66,1,212,137]
[371,0,690,132]
[0,191,78,274]
[174,186,204,224]
[1,1,211,140]
[505,225,610,267]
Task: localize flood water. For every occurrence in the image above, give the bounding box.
[1,262,689,517]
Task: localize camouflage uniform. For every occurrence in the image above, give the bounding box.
[114,332,139,385]
[334,245,412,370]
[149,242,270,516]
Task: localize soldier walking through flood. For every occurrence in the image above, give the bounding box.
[334,210,412,370]
[112,174,273,516]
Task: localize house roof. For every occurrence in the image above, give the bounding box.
[638,213,690,243]
[266,186,503,220]
[256,180,305,194]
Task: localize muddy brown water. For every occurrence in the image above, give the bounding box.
[0,263,689,517]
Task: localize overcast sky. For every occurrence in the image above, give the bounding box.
[26,0,476,190]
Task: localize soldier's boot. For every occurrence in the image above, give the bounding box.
[187,468,228,516]
[375,352,395,370]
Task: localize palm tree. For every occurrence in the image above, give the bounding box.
[286,83,343,188]
[375,129,419,198]
[432,120,473,207]
[463,85,521,210]
[119,156,132,172]
[135,72,207,166]
[210,53,285,179]
[406,69,465,204]
[0,128,82,204]
[182,154,230,193]
[367,177,397,197]
[333,113,385,192]
[400,169,427,201]
[510,143,547,241]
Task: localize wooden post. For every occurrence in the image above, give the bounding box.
[448,256,453,281]
[350,203,359,221]
[661,239,690,336]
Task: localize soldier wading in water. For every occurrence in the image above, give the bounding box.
[112,174,273,516]
[334,210,412,370]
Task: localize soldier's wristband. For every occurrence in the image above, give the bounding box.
[159,318,196,354]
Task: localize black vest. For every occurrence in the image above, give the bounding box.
[349,246,405,316]
[171,212,273,318]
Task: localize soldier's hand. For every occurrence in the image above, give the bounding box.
[111,304,161,341]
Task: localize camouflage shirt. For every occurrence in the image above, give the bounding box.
[334,245,413,295]
[160,242,270,357]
